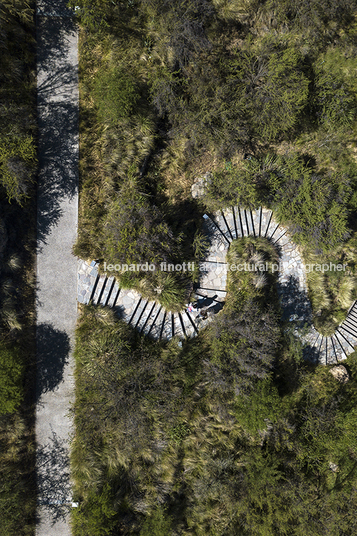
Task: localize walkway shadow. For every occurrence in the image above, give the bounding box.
[37,14,79,250]
[37,7,76,76]
[303,344,321,364]
[278,276,322,362]
[36,323,70,402]
[278,275,312,324]
[37,100,79,249]
[36,428,71,525]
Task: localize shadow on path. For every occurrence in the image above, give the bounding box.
[36,428,71,525]
[37,14,78,250]
[278,275,312,323]
[36,323,70,402]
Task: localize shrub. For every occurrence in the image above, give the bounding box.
[204,166,260,211]
[270,154,351,252]
[71,484,118,536]
[235,377,283,435]
[313,49,357,132]
[226,44,309,141]
[102,180,178,267]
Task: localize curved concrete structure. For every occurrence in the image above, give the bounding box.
[78,207,357,364]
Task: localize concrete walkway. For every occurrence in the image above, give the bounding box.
[36,1,78,534]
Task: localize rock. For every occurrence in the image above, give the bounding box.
[329,365,349,384]
[191,172,212,199]
[329,462,339,473]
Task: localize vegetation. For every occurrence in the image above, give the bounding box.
[0,1,36,204]
[70,0,357,534]
[0,1,37,534]
[72,243,357,534]
[71,0,357,321]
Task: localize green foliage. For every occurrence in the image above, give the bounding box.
[102,180,177,266]
[206,237,281,396]
[72,484,118,536]
[149,272,186,311]
[235,378,283,435]
[0,0,36,206]
[227,44,309,141]
[0,3,36,534]
[0,344,24,415]
[0,415,35,536]
[140,507,172,536]
[93,65,139,124]
[204,155,279,211]
[313,48,357,132]
[270,154,351,252]
[72,3,357,535]
[305,249,357,334]
[267,0,357,41]
[72,296,357,536]
[204,166,260,211]
[68,0,114,32]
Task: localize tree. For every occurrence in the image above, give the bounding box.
[72,484,118,536]
[313,48,357,132]
[68,0,117,31]
[207,300,280,396]
[203,155,280,210]
[268,0,357,41]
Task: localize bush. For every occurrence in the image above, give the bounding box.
[235,378,283,435]
[270,154,352,252]
[313,49,357,132]
[226,44,309,141]
[102,180,178,267]
[72,484,118,536]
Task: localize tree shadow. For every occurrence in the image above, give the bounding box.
[36,323,70,402]
[36,13,79,250]
[37,5,76,73]
[278,275,323,362]
[36,427,72,525]
[278,275,312,324]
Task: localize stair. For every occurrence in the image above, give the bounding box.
[92,275,107,304]
[332,332,349,360]
[221,208,235,240]
[146,306,164,338]
[101,276,116,306]
[261,209,273,238]
[137,301,156,333]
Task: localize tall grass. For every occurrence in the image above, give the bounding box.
[304,244,357,335]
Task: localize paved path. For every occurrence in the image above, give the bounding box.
[36,1,78,534]
[78,207,356,364]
